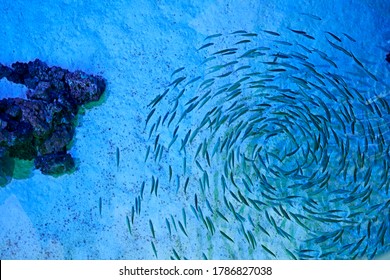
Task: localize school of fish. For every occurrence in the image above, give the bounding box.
[137,23,390,259]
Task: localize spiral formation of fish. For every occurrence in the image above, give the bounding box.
[135,25,390,259]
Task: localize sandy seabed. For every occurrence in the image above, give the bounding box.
[1,0,390,259]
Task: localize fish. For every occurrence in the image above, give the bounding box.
[279,205,290,220]
[216,210,229,223]
[269,68,287,72]
[216,71,233,78]
[235,39,251,45]
[325,31,342,42]
[239,48,267,58]
[137,196,142,215]
[231,30,248,34]
[144,146,151,163]
[234,65,251,73]
[350,236,366,255]
[203,170,210,189]
[145,108,156,128]
[213,48,238,55]
[241,32,258,37]
[237,190,249,206]
[134,197,139,216]
[242,177,253,193]
[201,56,217,65]
[126,216,132,235]
[350,52,365,68]
[343,33,356,42]
[318,54,338,68]
[173,125,180,138]
[195,160,204,172]
[205,199,213,213]
[327,39,352,57]
[290,212,310,230]
[190,204,199,220]
[151,241,158,258]
[170,215,178,232]
[169,76,186,88]
[262,30,280,36]
[288,27,307,35]
[184,95,199,106]
[291,76,311,89]
[204,33,222,40]
[178,220,188,237]
[297,43,313,53]
[205,216,215,235]
[262,244,277,258]
[150,175,155,195]
[168,135,178,150]
[167,111,176,127]
[149,219,155,238]
[165,218,172,236]
[208,63,233,74]
[199,78,215,90]
[285,248,298,260]
[140,181,145,199]
[257,223,270,237]
[299,12,322,20]
[148,123,156,140]
[99,197,102,217]
[198,43,214,51]
[154,178,159,196]
[273,40,293,46]
[184,177,190,194]
[153,134,160,152]
[247,230,257,249]
[131,206,135,224]
[183,156,187,174]
[185,76,202,87]
[148,89,169,108]
[220,230,234,243]
[171,67,185,77]
[155,115,162,131]
[172,248,181,260]
[169,165,173,182]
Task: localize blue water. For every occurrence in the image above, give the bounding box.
[1,0,390,259]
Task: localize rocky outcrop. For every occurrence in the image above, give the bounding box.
[0,59,105,181]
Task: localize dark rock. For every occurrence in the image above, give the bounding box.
[0,65,12,79]
[26,81,52,101]
[387,53,390,63]
[38,124,75,155]
[65,70,106,105]
[0,59,106,179]
[35,152,75,175]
